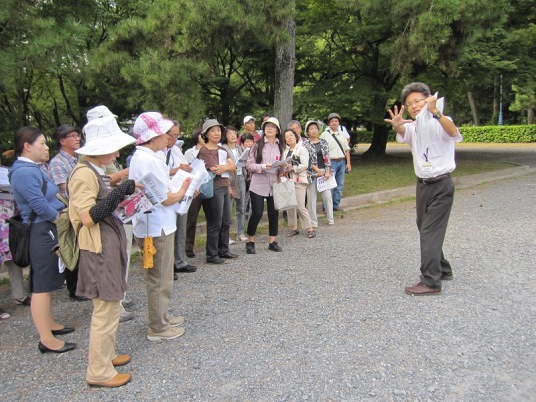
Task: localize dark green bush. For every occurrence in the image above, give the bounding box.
[459,125,536,143]
[353,125,535,144]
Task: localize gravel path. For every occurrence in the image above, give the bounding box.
[1,172,535,401]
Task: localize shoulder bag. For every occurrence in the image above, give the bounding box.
[7,177,47,267]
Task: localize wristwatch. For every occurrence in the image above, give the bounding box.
[433,110,443,120]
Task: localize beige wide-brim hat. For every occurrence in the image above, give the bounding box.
[260,117,281,133]
[77,115,135,156]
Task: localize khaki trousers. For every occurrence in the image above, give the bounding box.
[287,182,312,230]
[136,232,175,334]
[87,298,120,382]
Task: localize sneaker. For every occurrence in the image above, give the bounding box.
[119,311,135,323]
[119,310,135,323]
[147,327,185,342]
[229,239,236,245]
[186,250,195,258]
[268,241,282,252]
[122,298,134,308]
[245,241,256,254]
[168,316,185,327]
[328,221,335,225]
[237,234,248,242]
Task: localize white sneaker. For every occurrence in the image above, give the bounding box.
[229,239,236,245]
[147,327,185,342]
[168,316,185,327]
[237,234,248,242]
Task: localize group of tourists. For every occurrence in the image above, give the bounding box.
[0,81,462,388]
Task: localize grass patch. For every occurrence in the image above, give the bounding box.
[344,155,513,196]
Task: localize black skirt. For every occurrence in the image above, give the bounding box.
[28,221,65,293]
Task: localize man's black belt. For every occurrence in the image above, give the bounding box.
[417,173,451,184]
[331,157,345,161]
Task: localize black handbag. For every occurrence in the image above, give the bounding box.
[7,175,47,267]
[7,214,33,267]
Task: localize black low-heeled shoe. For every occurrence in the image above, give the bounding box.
[38,341,76,354]
[51,326,75,336]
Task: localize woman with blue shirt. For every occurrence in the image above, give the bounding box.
[9,126,76,354]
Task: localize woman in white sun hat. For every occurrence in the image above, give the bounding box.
[68,106,137,388]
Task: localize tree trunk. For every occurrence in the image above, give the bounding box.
[491,76,498,124]
[467,91,480,126]
[363,123,389,157]
[273,9,295,129]
[528,108,535,125]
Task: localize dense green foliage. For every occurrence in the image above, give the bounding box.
[0,0,534,157]
[354,125,536,144]
[459,125,536,143]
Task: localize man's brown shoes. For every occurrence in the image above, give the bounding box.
[88,373,131,388]
[405,282,441,296]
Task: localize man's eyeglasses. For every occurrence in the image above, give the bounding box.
[167,133,180,139]
[64,133,80,139]
[405,98,426,108]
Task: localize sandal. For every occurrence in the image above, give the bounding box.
[0,309,10,321]
[307,230,316,239]
[287,229,300,237]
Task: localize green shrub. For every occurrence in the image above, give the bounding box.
[459,125,536,143]
[353,125,536,144]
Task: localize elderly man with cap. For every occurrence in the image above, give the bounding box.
[48,123,88,301]
[238,115,262,145]
[320,112,352,211]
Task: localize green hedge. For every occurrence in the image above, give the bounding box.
[353,125,536,144]
[459,125,536,143]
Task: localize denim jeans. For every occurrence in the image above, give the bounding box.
[331,159,346,209]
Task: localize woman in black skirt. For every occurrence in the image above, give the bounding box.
[9,127,76,353]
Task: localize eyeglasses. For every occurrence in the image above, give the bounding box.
[167,133,180,139]
[64,133,80,139]
[405,98,426,108]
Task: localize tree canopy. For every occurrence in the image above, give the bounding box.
[0,0,534,158]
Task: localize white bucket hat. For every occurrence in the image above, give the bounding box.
[86,105,118,121]
[133,112,174,145]
[77,108,135,156]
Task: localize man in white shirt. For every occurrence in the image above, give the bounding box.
[385,82,462,296]
[320,113,352,211]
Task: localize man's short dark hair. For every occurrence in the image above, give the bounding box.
[401,82,431,106]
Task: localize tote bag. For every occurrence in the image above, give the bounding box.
[272,180,297,211]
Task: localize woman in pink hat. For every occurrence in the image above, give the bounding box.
[128,112,192,342]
